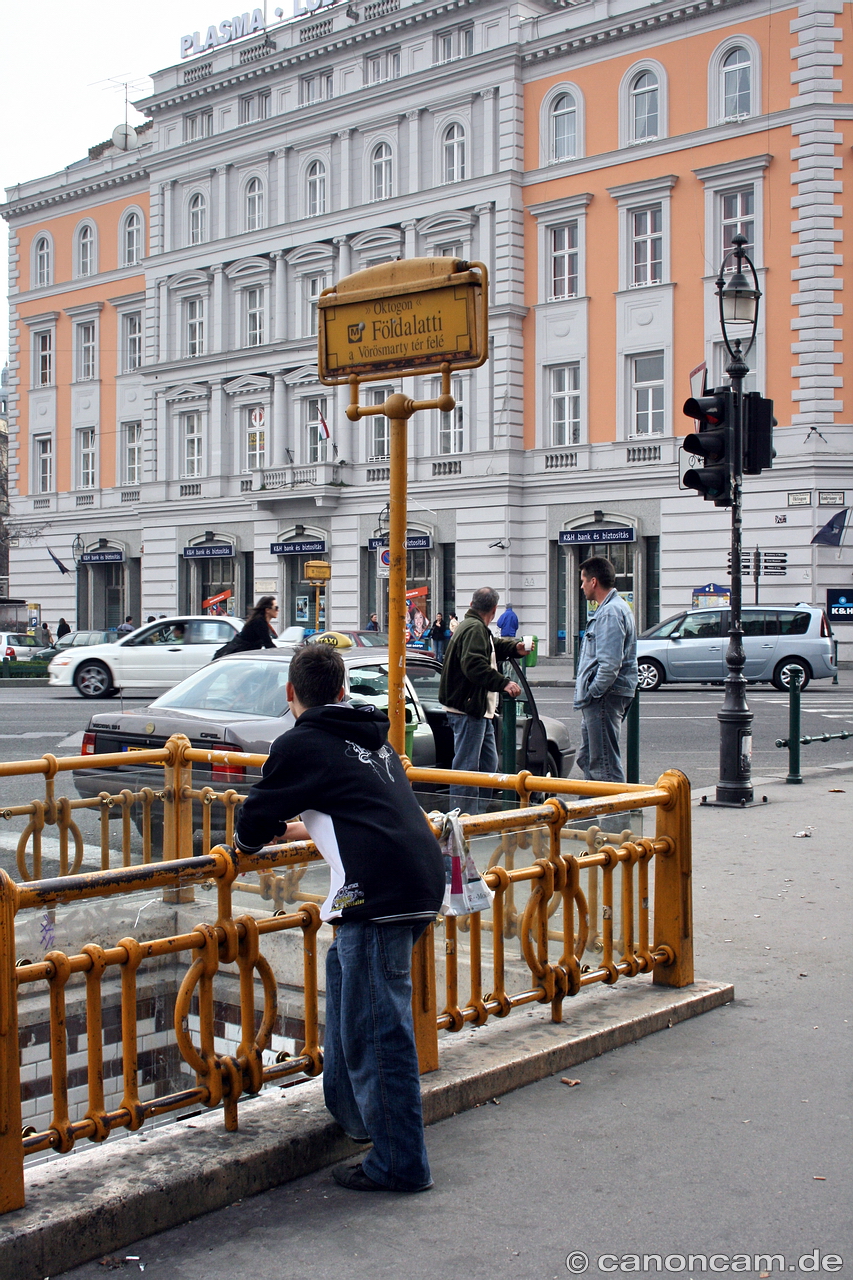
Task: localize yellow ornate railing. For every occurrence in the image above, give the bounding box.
[0,738,692,1214]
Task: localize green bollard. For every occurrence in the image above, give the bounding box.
[626,690,640,784]
[501,689,517,808]
[786,666,803,785]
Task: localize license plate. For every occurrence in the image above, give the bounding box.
[123,745,148,752]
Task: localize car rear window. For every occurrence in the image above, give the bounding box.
[151,658,292,717]
[776,611,810,636]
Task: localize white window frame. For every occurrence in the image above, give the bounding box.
[539,84,585,168]
[708,37,761,125]
[188,192,207,246]
[371,142,393,201]
[305,397,329,463]
[365,49,401,84]
[303,273,327,338]
[76,222,97,278]
[185,110,213,141]
[550,222,579,300]
[33,234,52,288]
[618,61,668,148]
[720,185,755,263]
[305,159,327,217]
[121,210,144,267]
[630,352,666,437]
[367,387,390,460]
[34,436,53,494]
[245,286,265,347]
[549,364,581,446]
[442,123,466,184]
[300,70,333,104]
[34,329,53,387]
[124,312,143,372]
[78,426,97,489]
[608,176,676,293]
[124,422,143,485]
[181,412,204,478]
[551,93,577,163]
[630,205,663,288]
[245,177,265,232]
[76,321,97,382]
[435,25,473,64]
[693,154,769,276]
[529,193,591,304]
[430,374,464,454]
[186,297,205,357]
[245,406,266,472]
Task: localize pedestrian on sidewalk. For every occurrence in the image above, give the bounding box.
[439,587,529,813]
[574,557,638,784]
[234,644,444,1194]
[212,596,279,660]
[429,612,448,661]
[56,618,71,638]
[116,615,134,635]
[496,604,519,638]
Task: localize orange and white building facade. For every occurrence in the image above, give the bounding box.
[2,0,851,659]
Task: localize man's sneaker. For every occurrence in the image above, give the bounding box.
[332,1162,434,1193]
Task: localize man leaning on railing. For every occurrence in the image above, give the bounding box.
[232,644,444,1194]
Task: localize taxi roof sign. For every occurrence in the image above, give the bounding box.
[318,257,488,384]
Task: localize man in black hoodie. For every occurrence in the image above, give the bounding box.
[235,644,444,1193]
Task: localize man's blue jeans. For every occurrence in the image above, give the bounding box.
[323,921,432,1191]
[448,713,498,814]
[577,691,633,784]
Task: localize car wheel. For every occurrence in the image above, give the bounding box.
[637,659,664,691]
[528,749,562,805]
[74,661,114,699]
[771,659,811,692]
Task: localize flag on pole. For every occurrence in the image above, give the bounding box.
[811,509,848,547]
[318,410,331,441]
[47,547,71,575]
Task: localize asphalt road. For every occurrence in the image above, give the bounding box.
[0,679,850,882]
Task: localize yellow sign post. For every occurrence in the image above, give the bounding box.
[303,559,331,634]
[319,257,488,758]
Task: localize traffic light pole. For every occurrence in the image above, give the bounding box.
[716,340,754,806]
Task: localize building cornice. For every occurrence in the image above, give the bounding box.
[1,165,150,222]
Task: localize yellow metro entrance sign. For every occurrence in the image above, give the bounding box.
[318,257,487,382]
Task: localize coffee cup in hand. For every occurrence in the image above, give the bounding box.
[521,635,534,653]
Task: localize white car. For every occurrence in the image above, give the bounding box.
[1,631,47,661]
[48,615,243,698]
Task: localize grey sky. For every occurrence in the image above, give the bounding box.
[1,0,294,363]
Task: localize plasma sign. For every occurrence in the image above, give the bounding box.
[181,9,266,57]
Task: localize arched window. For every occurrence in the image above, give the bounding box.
[246,177,264,231]
[631,71,659,142]
[371,143,393,200]
[123,212,142,266]
[35,236,51,287]
[442,123,466,183]
[307,160,326,216]
[550,93,577,162]
[722,47,751,119]
[189,193,207,245]
[78,224,94,276]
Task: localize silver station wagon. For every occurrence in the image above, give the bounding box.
[636,604,836,691]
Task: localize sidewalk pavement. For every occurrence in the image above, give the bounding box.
[7,762,851,1280]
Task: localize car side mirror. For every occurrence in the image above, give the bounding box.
[670,632,681,640]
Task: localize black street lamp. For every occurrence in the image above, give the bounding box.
[714,232,761,806]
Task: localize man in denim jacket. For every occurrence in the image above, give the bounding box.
[573,556,638,783]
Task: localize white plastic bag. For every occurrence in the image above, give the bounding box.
[433,809,494,916]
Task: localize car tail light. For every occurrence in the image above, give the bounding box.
[5,646,14,659]
[212,749,245,784]
[821,614,832,638]
[81,732,96,755]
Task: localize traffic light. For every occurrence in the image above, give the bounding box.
[681,389,734,507]
[743,393,775,475]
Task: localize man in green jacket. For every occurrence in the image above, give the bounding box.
[438,587,528,813]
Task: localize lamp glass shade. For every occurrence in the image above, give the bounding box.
[721,271,759,324]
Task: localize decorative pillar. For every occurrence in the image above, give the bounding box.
[158,278,170,363]
[402,220,417,259]
[337,129,353,210]
[272,251,286,342]
[273,373,288,466]
[155,390,168,482]
[406,110,421,194]
[274,148,288,224]
[216,165,229,241]
[475,203,495,293]
[212,265,225,354]
[209,381,224,479]
[479,88,497,176]
[161,182,174,254]
[334,235,351,280]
